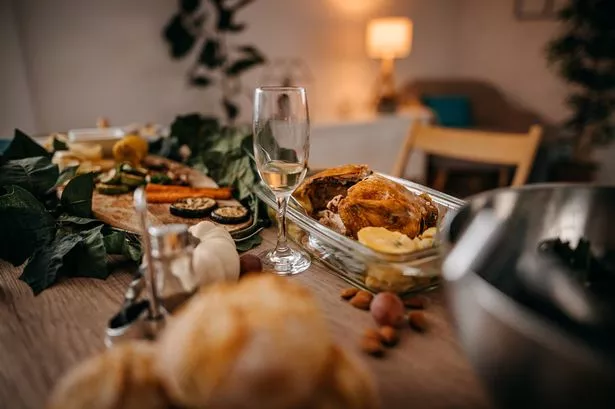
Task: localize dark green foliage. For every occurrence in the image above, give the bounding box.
[547,0,615,159]
[162,0,266,122]
[0,130,143,294]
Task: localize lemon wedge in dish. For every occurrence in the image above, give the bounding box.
[357,227,417,254]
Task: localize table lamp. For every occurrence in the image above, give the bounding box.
[366,17,413,113]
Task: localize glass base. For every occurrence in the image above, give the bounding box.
[258,247,311,275]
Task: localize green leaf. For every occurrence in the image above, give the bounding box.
[0,157,59,198]
[4,129,50,160]
[0,185,56,266]
[20,232,83,295]
[198,38,226,68]
[64,225,109,279]
[103,229,142,262]
[225,56,265,76]
[61,173,94,218]
[235,234,262,253]
[54,166,78,189]
[52,136,68,152]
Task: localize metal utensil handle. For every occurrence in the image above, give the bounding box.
[133,187,163,320]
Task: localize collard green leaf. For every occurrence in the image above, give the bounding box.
[235,234,262,253]
[0,185,56,266]
[20,232,83,295]
[103,229,142,262]
[53,165,79,189]
[61,173,94,218]
[0,157,59,198]
[64,225,109,279]
[4,129,50,160]
[52,136,68,152]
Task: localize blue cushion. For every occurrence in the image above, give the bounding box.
[422,95,473,128]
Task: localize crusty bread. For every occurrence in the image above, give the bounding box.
[156,274,333,409]
[47,342,168,409]
[48,275,380,409]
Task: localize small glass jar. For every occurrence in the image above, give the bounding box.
[148,224,197,313]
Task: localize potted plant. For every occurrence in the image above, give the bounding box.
[547,0,615,182]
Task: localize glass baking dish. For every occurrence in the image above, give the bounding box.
[253,172,465,297]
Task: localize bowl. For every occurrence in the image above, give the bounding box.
[441,184,615,409]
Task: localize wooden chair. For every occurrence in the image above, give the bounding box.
[392,123,543,190]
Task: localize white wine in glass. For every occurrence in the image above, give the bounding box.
[253,86,311,275]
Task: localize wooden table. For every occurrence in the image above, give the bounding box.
[0,228,493,409]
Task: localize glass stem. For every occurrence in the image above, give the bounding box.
[275,195,291,255]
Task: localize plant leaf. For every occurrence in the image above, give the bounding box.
[103,229,142,262]
[4,129,50,160]
[225,56,265,76]
[0,157,59,198]
[53,165,79,189]
[64,225,109,279]
[223,98,239,122]
[0,185,56,266]
[163,13,197,59]
[20,232,83,295]
[61,173,94,218]
[190,74,213,87]
[235,234,262,253]
[52,136,68,152]
[198,38,226,68]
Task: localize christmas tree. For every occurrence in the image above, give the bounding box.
[547,0,615,161]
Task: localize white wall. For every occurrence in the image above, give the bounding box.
[4,0,459,134]
[0,0,37,136]
[455,0,568,123]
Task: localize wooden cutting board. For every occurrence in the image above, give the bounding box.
[90,156,252,235]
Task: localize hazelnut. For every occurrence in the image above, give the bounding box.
[408,311,428,332]
[378,326,399,347]
[403,296,427,309]
[349,291,373,310]
[370,292,405,328]
[340,287,360,300]
[239,254,263,277]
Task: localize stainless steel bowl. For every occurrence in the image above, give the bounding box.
[441,184,615,409]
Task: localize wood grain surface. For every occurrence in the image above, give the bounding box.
[90,156,252,234]
[0,228,493,409]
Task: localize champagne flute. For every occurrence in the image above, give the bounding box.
[253,86,311,275]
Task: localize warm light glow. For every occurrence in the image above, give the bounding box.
[366,17,413,59]
[328,0,387,15]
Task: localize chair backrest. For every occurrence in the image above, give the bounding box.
[392,123,543,187]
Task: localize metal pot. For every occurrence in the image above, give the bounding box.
[441,184,615,409]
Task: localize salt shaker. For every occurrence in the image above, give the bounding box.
[148,224,198,313]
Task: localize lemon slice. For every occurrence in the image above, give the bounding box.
[357,227,417,254]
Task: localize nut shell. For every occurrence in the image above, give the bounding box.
[349,291,373,310]
[370,292,405,328]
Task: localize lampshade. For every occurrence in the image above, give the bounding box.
[366,17,413,59]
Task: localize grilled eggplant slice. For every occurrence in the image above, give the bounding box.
[211,206,250,224]
[170,197,217,218]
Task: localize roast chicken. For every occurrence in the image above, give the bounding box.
[294,165,438,239]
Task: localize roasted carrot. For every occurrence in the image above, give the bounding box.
[145,184,232,200]
[146,190,232,203]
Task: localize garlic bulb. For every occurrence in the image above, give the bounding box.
[187,221,240,287]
